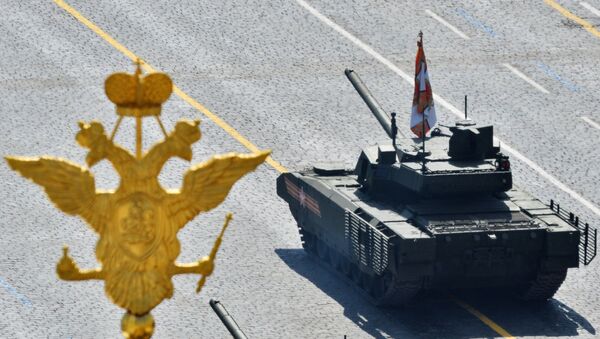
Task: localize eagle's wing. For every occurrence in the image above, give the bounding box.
[5,156,107,233]
[168,150,270,229]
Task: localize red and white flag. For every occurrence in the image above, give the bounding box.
[410,32,437,137]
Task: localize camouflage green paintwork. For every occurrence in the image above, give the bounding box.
[276,70,593,304]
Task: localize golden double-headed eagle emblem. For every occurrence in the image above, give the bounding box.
[5,61,269,337]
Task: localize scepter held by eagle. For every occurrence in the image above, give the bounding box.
[196,212,233,293]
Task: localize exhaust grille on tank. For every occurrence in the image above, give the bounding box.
[344,209,390,275]
[427,219,540,234]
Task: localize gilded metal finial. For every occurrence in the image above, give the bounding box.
[134,58,143,77]
[5,65,270,338]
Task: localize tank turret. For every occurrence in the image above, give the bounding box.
[346,69,511,198]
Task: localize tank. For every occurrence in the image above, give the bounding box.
[276,69,597,305]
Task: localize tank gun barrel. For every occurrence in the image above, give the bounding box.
[345,69,401,139]
[210,299,248,339]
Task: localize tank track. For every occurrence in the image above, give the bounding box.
[299,226,419,306]
[518,269,567,301]
[376,277,420,306]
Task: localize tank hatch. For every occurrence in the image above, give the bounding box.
[313,162,347,176]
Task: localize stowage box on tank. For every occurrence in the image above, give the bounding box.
[276,69,597,305]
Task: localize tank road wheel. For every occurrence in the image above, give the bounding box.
[329,249,342,270]
[300,228,317,255]
[361,273,375,295]
[351,264,363,286]
[518,269,568,301]
[316,239,329,262]
[339,256,352,277]
[371,273,420,306]
[368,273,388,301]
[382,271,394,295]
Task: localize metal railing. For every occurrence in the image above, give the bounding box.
[550,200,597,265]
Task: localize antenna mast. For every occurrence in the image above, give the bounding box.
[418,31,427,173]
[391,112,398,146]
[464,95,468,120]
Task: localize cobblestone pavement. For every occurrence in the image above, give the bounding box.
[1,0,599,338]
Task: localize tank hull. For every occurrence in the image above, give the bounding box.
[277,170,582,304]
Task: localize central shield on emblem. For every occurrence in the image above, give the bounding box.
[114,192,164,261]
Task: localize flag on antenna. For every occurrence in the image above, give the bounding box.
[410,32,437,137]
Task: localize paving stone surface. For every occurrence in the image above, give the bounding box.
[1,1,599,338]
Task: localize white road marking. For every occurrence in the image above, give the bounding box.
[502,63,550,94]
[582,116,600,130]
[425,9,471,40]
[581,1,600,17]
[295,0,600,218]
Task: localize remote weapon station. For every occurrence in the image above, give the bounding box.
[277,69,597,305]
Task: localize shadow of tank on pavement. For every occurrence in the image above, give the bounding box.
[277,248,499,339]
[276,248,595,338]
[453,289,595,337]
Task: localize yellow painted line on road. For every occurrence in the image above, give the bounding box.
[53,0,288,173]
[544,0,600,39]
[450,296,516,338]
